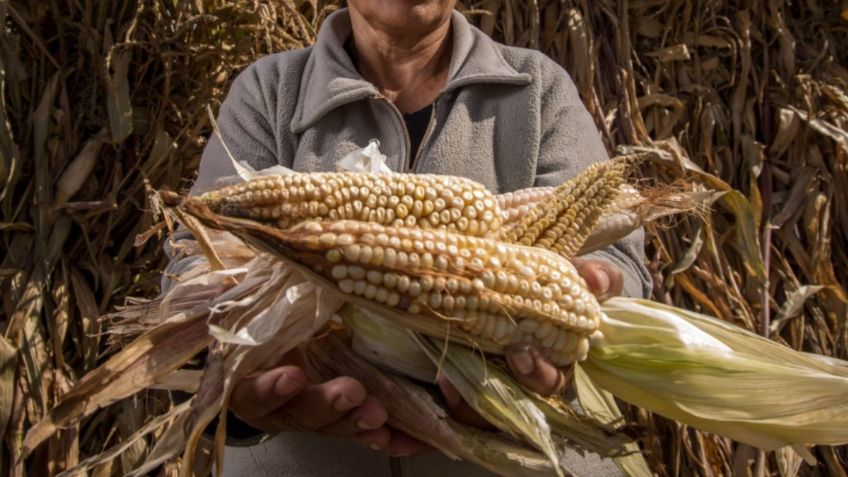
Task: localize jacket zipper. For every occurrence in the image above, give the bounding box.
[375,96,435,477]
[376,94,440,173]
[410,101,438,173]
[375,95,412,172]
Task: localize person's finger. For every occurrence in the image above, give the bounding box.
[319,396,388,436]
[574,258,609,296]
[354,427,433,456]
[602,262,624,300]
[573,258,624,302]
[506,344,568,396]
[270,376,368,431]
[229,366,308,422]
[437,376,494,429]
[354,427,393,451]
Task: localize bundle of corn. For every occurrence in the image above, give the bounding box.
[172,167,848,461]
[21,163,848,477]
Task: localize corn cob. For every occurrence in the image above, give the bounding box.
[500,160,627,259]
[497,186,554,225]
[265,219,602,366]
[197,163,631,263]
[198,172,502,236]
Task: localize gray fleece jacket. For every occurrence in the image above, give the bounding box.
[195,8,648,477]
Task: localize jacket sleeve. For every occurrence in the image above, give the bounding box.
[533,60,652,299]
[192,59,284,195]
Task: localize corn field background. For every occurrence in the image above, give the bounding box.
[1,0,847,476]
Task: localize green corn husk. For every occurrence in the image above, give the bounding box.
[584,297,848,462]
[412,335,632,456]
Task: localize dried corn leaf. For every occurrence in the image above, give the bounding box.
[106,51,133,143]
[0,335,17,447]
[23,318,212,455]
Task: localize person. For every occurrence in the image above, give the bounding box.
[189,1,652,475]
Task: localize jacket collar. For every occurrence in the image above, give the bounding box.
[290,9,531,133]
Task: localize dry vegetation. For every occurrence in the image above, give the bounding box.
[0,0,846,475]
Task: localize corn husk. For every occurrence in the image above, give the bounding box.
[415,333,569,477]
[342,307,634,476]
[303,330,564,477]
[583,297,848,460]
[418,333,634,454]
[342,306,438,382]
[574,365,655,477]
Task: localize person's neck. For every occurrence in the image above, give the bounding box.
[350,15,452,113]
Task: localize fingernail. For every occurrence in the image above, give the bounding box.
[509,348,535,375]
[368,442,382,451]
[334,395,357,412]
[595,271,610,295]
[275,372,300,396]
[357,417,381,430]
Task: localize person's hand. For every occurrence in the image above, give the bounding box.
[231,259,624,450]
[570,257,624,303]
[229,350,432,456]
[439,258,624,424]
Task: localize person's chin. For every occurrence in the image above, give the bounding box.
[350,0,454,36]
